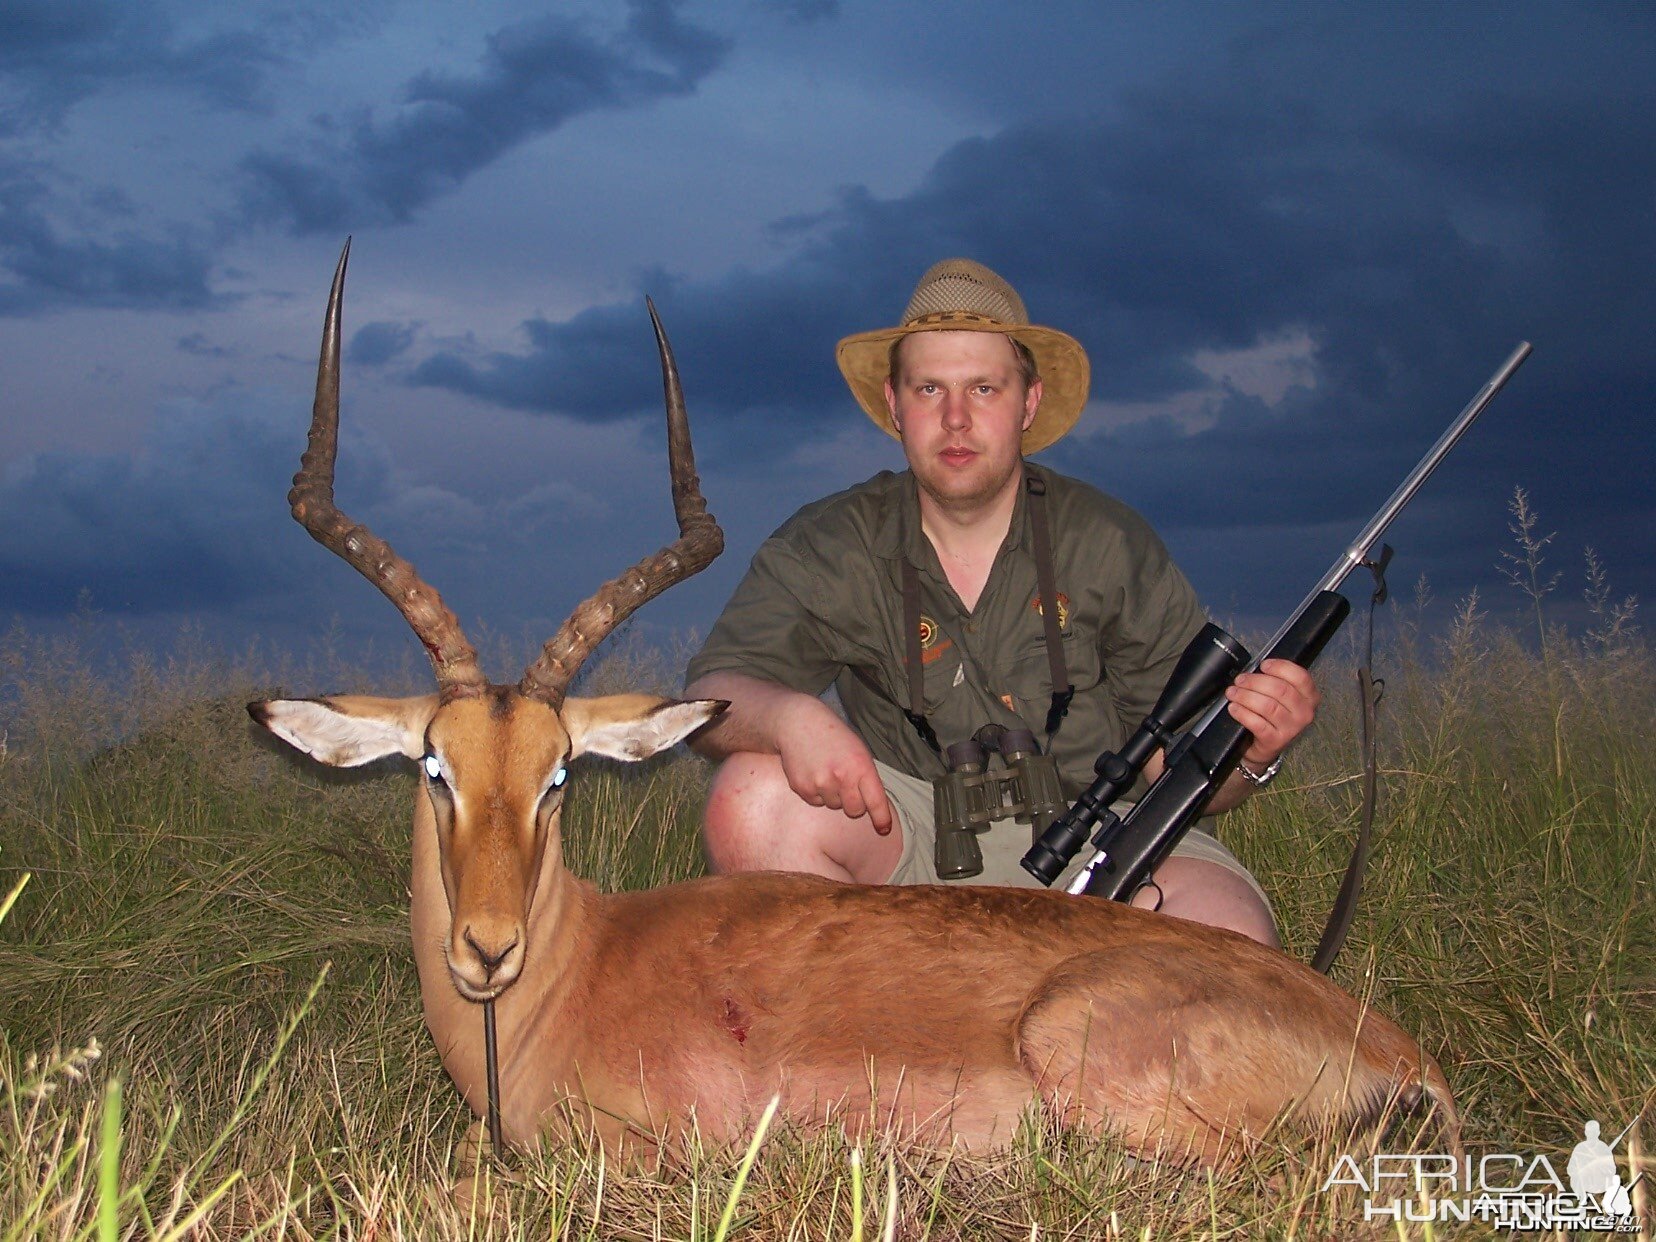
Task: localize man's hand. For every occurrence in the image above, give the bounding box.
[685,671,894,836]
[775,698,894,835]
[1224,658,1320,768]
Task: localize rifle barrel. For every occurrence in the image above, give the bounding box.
[1187,341,1531,735]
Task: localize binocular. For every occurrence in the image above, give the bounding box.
[933,726,1067,879]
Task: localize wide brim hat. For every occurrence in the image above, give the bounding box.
[835,258,1090,455]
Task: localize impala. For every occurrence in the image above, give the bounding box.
[251,243,1455,1165]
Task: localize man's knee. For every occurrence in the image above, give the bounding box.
[1137,857,1281,949]
[702,752,904,883]
[702,753,790,864]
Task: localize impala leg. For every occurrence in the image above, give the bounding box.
[1015,943,1436,1166]
[1017,992,1245,1164]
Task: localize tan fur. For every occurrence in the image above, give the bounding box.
[254,687,1457,1165]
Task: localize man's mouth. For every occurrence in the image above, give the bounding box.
[940,446,977,465]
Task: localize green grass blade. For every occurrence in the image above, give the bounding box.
[0,872,28,925]
[712,1094,779,1242]
[96,1076,122,1242]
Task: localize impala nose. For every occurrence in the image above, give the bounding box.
[452,922,523,996]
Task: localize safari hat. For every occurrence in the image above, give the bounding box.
[835,258,1090,455]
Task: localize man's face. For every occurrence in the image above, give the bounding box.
[884,330,1041,516]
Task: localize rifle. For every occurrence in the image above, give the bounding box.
[1022,342,1533,913]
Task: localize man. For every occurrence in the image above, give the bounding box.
[684,259,1318,947]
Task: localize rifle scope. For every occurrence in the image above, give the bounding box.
[1020,622,1249,885]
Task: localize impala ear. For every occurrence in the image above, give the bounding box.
[562,695,728,762]
[248,694,440,767]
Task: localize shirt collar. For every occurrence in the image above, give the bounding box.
[871,464,1039,563]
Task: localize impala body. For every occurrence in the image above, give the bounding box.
[252,244,1454,1165]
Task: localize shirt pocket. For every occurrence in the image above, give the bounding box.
[918,641,965,713]
[1004,633,1103,722]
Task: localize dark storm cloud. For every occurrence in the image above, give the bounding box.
[238,0,731,234]
[0,0,284,314]
[409,16,1654,607]
[348,320,417,367]
[408,258,866,459]
[0,397,329,614]
[0,166,216,314]
[0,0,286,131]
[0,389,688,666]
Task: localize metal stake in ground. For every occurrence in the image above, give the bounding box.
[484,998,502,1153]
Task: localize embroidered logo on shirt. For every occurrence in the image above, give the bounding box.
[918,614,954,665]
[1031,592,1071,629]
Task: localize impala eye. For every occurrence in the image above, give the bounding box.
[422,754,443,782]
[551,765,568,789]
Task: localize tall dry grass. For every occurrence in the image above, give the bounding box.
[1,526,1651,1237]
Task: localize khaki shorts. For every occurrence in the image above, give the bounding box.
[878,759,1273,913]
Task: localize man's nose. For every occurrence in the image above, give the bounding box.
[941,388,971,430]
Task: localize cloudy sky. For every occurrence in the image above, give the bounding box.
[1,0,1650,684]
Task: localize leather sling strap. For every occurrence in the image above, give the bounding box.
[899,555,943,758]
[1023,471,1076,741]
[1311,543,1392,975]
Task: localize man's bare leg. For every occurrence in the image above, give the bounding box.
[702,752,902,883]
[704,754,1279,948]
[1130,856,1281,949]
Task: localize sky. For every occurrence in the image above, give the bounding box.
[1,0,1651,687]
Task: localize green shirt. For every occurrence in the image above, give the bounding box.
[686,464,1208,794]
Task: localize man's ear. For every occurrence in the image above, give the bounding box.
[883,376,902,435]
[1022,376,1044,431]
[562,694,728,762]
[248,694,439,767]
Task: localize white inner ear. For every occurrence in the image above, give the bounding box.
[569,698,724,762]
[258,700,419,768]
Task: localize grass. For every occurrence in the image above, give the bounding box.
[0,580,1651,1238]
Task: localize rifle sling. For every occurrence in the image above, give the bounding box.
[1311,543,1391,975]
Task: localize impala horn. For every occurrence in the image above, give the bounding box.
[519,298,724,707]
[289,240,487,698]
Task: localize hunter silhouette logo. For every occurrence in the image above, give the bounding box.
[1568,1118,1643,1218]
[1032,592,1070,629]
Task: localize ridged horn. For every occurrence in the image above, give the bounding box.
[519,299,723,706]
[289,240,486,696]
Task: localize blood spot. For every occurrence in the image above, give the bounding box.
[722,997,749,1044]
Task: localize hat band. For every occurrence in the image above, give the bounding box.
[902,310,1009,329]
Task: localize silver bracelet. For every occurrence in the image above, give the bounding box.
[1237,754,1283,787]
